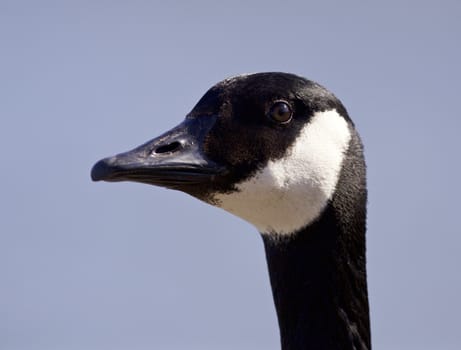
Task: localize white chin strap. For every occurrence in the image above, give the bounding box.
[211,109,351,236]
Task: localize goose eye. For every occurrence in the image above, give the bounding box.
[268,101,293,124]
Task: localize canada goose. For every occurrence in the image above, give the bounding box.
[91,72,370,350]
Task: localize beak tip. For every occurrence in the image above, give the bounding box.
[91,158,112,182]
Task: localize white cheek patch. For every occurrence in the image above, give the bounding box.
[211,109,351,235]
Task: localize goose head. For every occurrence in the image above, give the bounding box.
[92,72,356,237]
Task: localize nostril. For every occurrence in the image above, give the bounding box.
[154,141,182,154]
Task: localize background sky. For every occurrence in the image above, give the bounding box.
[2,1,460,349]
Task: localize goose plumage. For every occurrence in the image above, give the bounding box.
[91,72,370,350]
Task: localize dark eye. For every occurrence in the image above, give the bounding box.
[268,101,293,124]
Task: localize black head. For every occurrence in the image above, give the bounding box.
[91,72,359,234]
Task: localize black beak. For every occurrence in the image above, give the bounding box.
[91,115,226,190]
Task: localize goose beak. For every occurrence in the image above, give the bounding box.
[91,115,226,190]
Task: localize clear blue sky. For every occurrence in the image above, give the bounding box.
[1,1,460,349]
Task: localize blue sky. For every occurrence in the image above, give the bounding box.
[2,1,460,349]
